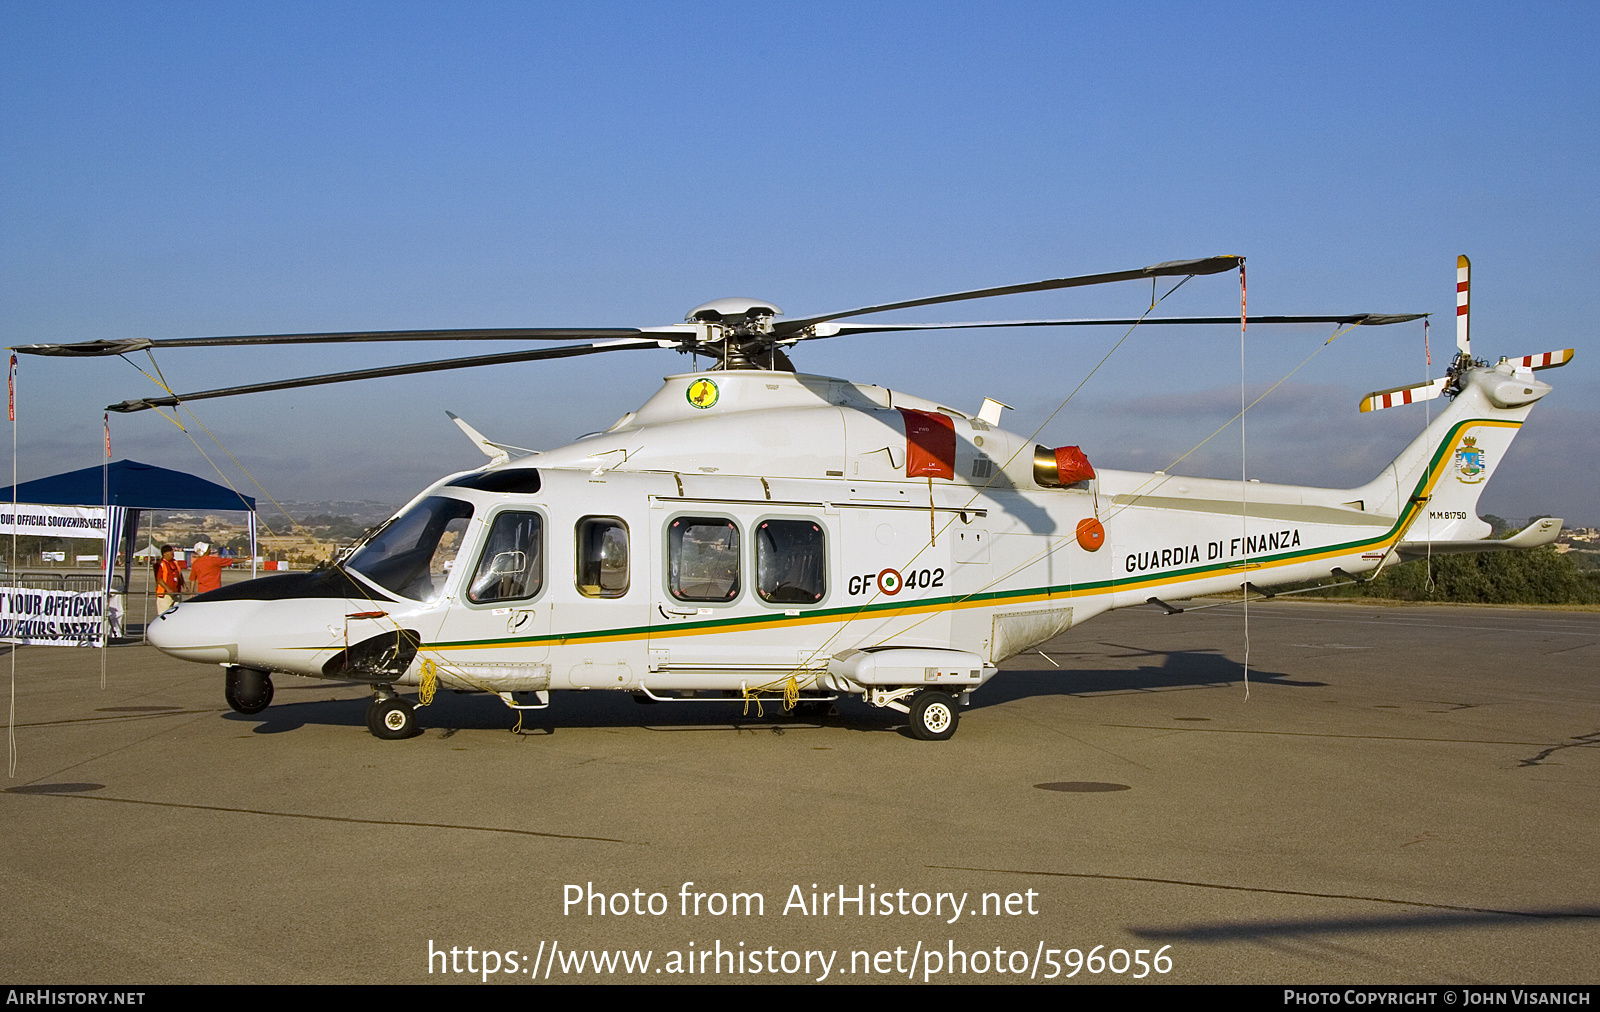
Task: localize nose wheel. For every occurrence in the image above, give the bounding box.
[366,691,420,739]
[224,667,274,714]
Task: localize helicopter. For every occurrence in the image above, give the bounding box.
[13,255,1573,741]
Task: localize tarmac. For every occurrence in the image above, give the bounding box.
[2,599,1596,985]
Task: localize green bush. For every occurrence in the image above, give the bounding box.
[1307,546,1600,605]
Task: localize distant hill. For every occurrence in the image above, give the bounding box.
[274,500,398,525]
[292,514,377,543]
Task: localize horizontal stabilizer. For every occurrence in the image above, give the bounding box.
[1359,377,1448,412]
[1508,349,1574,371]
[1395,517,1562,558]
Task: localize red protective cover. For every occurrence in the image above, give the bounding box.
[1055,445,1095,484]
[900,409,956,480]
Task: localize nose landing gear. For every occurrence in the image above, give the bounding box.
[224,667,274,714]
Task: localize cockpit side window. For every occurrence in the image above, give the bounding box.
[344,496,474,604]
[468,511,544,605]
[668,517,739,602]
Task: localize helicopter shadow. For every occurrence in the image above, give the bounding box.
[224,696,370,735]
[222,687,899,737]
[969,643,1325,711]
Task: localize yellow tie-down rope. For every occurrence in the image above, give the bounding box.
[740,673,803,718]
[418,658,439,706]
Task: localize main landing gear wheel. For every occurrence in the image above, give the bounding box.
[224,667,274,714]
[367,696,419,739]
[908,690,959,741]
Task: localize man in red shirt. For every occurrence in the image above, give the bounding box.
[154,545,184,613]
[189,542,231,595]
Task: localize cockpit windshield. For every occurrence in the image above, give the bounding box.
[343,496,474,603]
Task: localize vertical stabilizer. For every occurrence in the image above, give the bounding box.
[1353,363,1546,542]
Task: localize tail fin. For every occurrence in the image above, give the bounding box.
[1353,362,1550,542]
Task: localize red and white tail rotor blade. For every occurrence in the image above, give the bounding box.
[1508,349,1575,371]
[1359,377,1449,413]
[1456,254,1471,356]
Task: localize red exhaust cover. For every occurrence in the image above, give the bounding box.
[1054,445,1095,484]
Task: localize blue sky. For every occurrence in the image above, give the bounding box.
[3,2,1596,524]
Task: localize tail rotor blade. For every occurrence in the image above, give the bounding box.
[1456,255,1471,356]
[1509,349,1575,371]
[1359,377,1449,413]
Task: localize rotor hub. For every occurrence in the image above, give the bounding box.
[685,298,782,330]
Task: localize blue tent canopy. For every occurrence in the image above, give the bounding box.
[0,459,255,511]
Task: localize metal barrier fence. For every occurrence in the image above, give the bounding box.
[9,573,125,594]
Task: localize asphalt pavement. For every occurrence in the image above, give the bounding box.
[2,600,1595,985]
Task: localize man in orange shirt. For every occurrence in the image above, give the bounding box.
[154,545,184,613]
[189,541,231,595]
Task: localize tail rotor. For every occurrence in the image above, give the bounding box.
[1360,255,1574,412]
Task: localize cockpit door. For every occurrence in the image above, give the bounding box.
[428,509,551,687]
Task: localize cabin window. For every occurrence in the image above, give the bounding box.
[467,511,543,604]
[756,519,826,604]
[345,496,474,604]
[668,517,739,602]
[576,517,629,598]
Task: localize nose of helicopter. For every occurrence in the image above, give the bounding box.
[145,576,392,678]
[146,599,257,664]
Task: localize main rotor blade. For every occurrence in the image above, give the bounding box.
[800,313,1427,338]
[771,255,1242,336]
[105,337,665,413]
[15,327,643,358]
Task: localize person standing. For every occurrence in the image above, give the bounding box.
[189,541,231,595]
[154,544,184,613]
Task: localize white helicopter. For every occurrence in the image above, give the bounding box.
[16,255,1573,740]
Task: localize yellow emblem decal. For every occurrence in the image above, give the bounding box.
[686,378,720,409]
